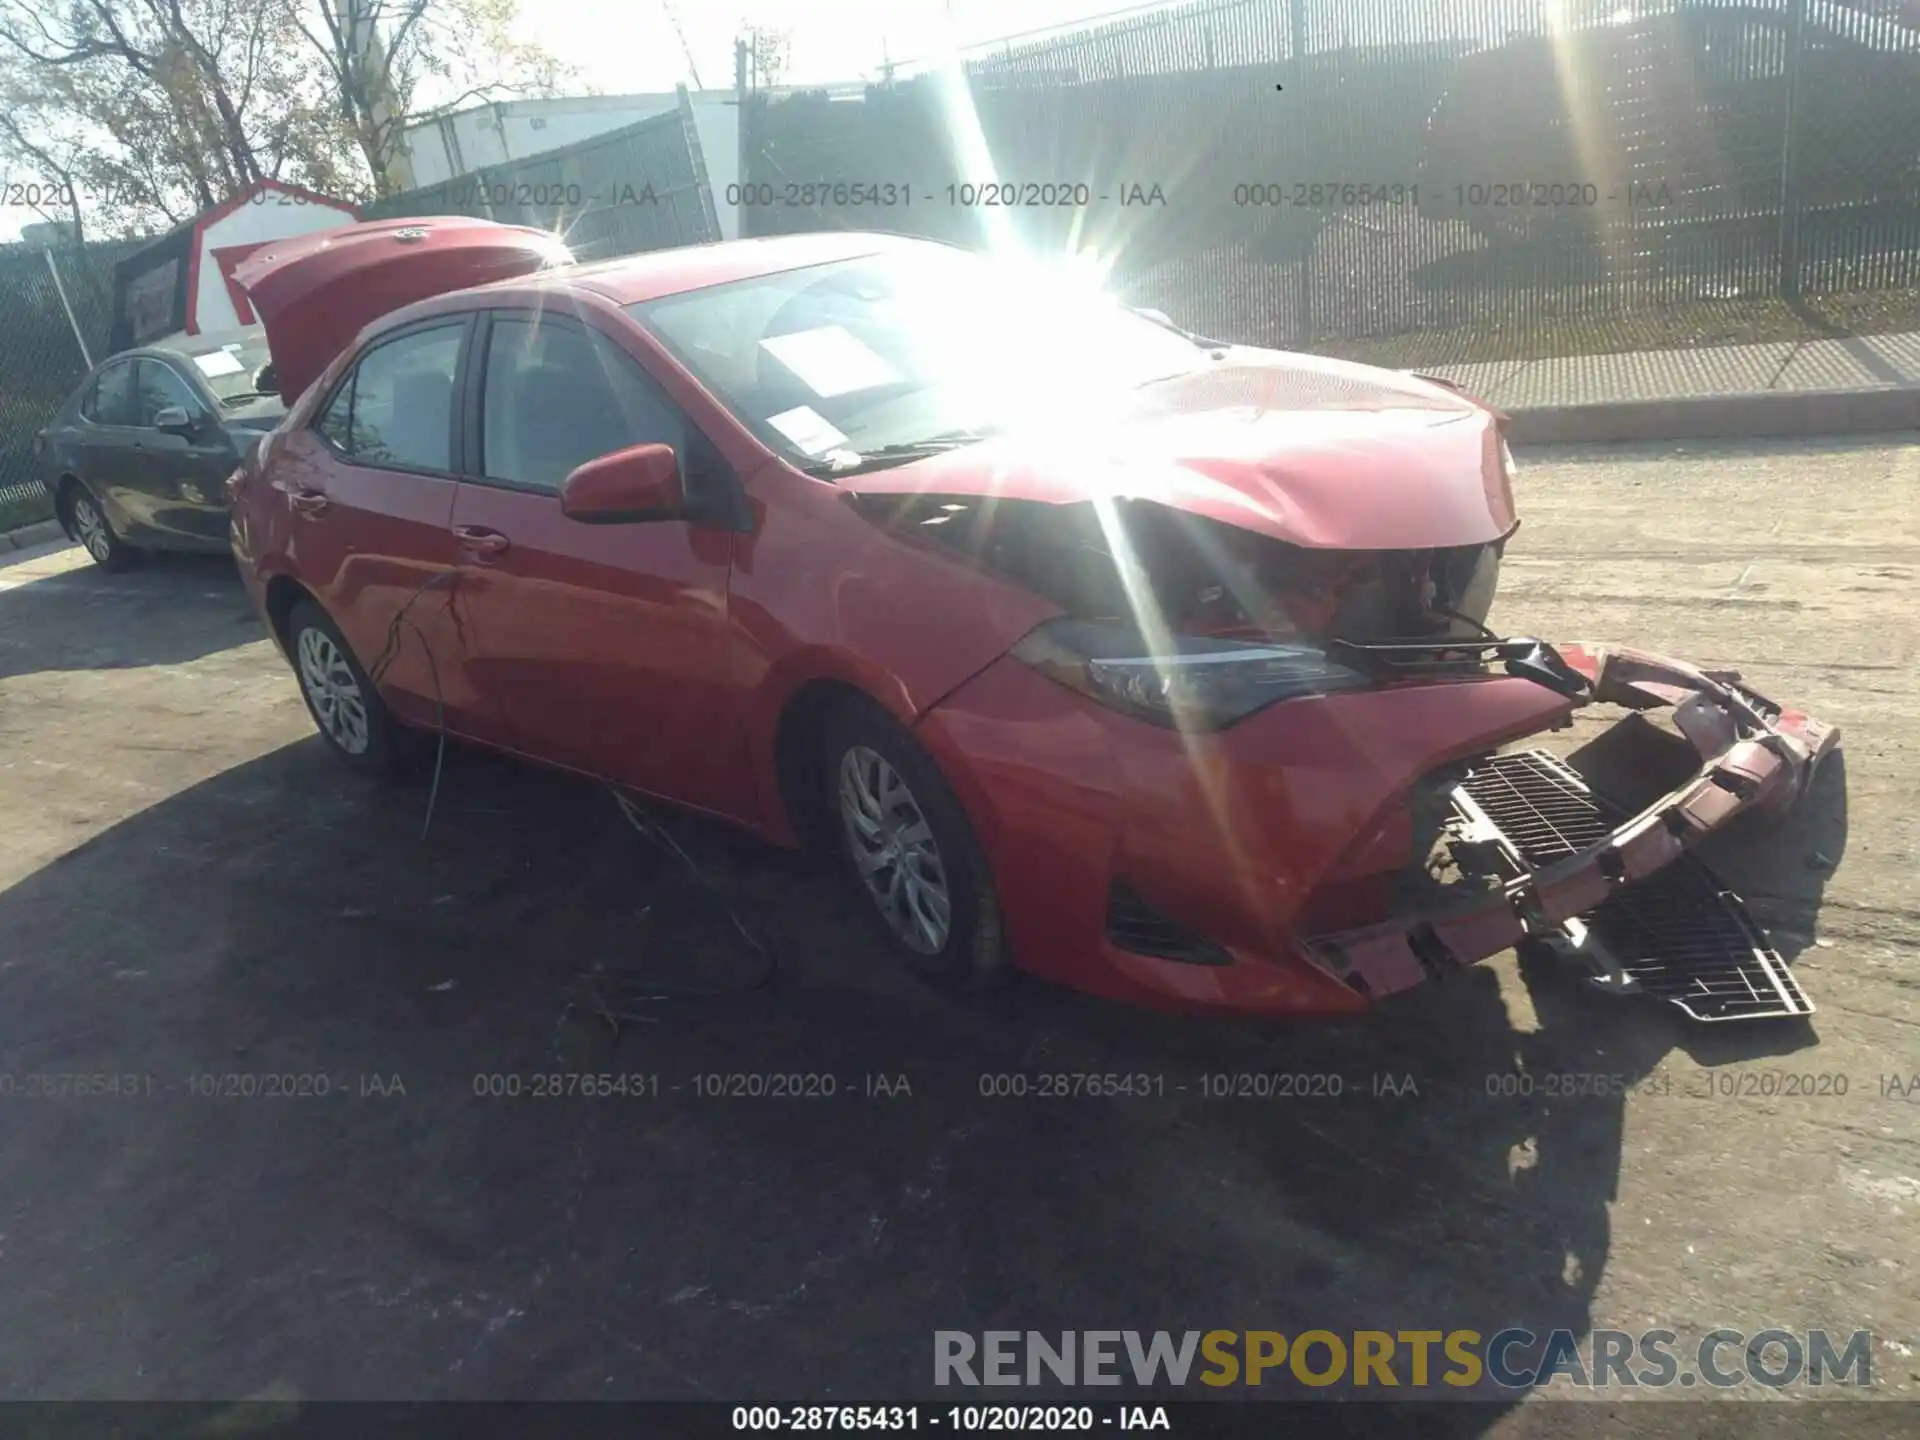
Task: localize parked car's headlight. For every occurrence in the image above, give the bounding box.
[1011,618,1370,730]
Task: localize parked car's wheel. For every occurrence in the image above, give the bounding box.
[62,482,137,571]
[822,698,1008,992]
[286,598,411,778]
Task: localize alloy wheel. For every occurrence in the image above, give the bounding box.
[296,626,371,756]
[838,743,952,954]
[72,492,111,564]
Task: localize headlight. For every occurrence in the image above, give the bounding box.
[1011,618,1370,730]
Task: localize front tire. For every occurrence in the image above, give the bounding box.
[64,483,137,571]
[286,598,410,778]
[822,698,1008,992]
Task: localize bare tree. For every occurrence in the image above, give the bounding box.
[0,0,338,231]
[295,0,571,198]
[0,0,571,235]
[0,64,91,242]
[744,23,791,90]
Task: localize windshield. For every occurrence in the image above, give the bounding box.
[628,246,1211,473]
[177,337,278,405]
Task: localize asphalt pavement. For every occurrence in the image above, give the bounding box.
[0,434,1913,1420]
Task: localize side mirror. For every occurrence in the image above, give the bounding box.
[253,362,279,396]
[154,406,199,437]
[559,443,685,524]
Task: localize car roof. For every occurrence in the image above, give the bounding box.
[445,230,939,310]
[93,329,268,369]
[334,229,960,370]
[151,325,269,356]
[91,346,180,369]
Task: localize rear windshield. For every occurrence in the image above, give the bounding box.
[179,337,278,405]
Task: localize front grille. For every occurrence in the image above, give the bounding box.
[1106,884,1234,966]
[1454,750,1813,1022]
[1459,752,1613,856]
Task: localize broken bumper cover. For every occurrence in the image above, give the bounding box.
[1304,644,1839,1012]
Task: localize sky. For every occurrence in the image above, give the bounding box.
[0,0,1158,243]
[520,0,1167,91]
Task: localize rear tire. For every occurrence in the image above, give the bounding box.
[286,598,413,780]
[64,483,137,571]
[821,697,1008,993]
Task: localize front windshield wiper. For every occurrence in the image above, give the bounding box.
[1133,305,1232,352]
[798,429,995,478]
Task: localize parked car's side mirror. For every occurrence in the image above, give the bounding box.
[253,362,279,396]
[559,443,685,524]
[153,406,200,438]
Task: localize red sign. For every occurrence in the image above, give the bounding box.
[210,241,273,326]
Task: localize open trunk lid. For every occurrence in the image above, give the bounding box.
[231,216,573,405]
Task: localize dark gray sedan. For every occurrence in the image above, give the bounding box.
[33,327,284,569]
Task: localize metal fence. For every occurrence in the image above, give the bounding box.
[4,0,1914,523]
[363,93,721,260]
[0,241,128,527]
[742,0,1920,351]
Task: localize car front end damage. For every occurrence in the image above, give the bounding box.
[1303,643,1838,1021]
[885,492,1839,1022]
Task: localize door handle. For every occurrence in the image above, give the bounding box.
[453,525,510,556]
[289,489,330,516]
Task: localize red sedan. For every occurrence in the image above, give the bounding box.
[228,218,1836,1019]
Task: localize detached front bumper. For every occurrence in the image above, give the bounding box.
[1304,644,1839,1019]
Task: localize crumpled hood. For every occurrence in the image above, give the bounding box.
[841,349,1516,550]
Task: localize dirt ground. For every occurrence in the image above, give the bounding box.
[0,435,1914,1422]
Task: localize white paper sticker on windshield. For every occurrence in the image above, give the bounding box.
[193,350,245,378]
[758,326,902,398]
[766,405,849,456]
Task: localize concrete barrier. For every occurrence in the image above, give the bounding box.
[1507,386,1920,444]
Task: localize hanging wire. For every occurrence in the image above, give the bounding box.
[364,570,455,840]
[363,574,781,1041]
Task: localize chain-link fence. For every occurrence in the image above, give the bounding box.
[0,241,129,529]
[7,0,1914,525]
[742,0,1920,353]
[364,95,721,260]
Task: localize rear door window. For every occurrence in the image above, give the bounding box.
[315,324,464,472]
[85,361,138,426]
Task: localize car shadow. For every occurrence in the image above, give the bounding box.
[0,546,259,683]
[0,718,1844,1412]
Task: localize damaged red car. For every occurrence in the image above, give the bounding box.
[228,218,1838,1021]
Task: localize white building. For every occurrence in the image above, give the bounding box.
[390,86,868,242]
[393,93,725,190]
